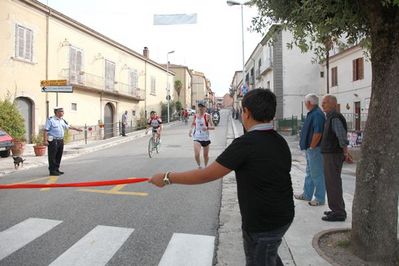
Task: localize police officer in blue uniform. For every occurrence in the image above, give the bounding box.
[44,107,82,176]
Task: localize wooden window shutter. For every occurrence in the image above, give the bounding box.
[359,58,364,80]
[25,29,33,61]
[76,50,83,83]
[352,59,357,81]
[69,47,77,83]
[16,25,25,58]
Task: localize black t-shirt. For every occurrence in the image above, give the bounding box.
[216,130,294,232]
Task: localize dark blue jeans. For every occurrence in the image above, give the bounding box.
[242,223,291,266]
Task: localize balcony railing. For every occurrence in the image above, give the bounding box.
[60,69,145,100]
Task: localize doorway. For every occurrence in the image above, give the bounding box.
[104,103,114,139]
[15,97,33,143]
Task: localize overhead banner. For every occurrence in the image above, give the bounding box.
[153,13,197,25]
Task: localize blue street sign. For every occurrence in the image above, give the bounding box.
[41,86,73,93]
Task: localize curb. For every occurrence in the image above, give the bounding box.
[312,227,352,266]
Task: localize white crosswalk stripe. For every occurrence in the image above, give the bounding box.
[0,218,215,265]
[0,218,62,260]
[158,233,215,266]
[49,225,134,266]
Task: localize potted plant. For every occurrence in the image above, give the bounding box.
[0,97,26,156]
[31,130,46,156]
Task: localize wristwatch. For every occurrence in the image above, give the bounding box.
[163,172,172,185]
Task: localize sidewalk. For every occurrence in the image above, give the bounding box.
[216,116,357,266]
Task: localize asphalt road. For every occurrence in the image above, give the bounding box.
[0,111,230,266]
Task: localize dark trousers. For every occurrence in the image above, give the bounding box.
[323,153,346,216]
[243,223,291,266]
[121,124,126,136]
[48,139,64,172]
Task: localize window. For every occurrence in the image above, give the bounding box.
[150,76,156,95]
[129,69,138,93]
[320,71,324,78]
[105,60,115,90]
[267,81,270,89]
[331,67,338,87]
[71,103,77,111]
[15,24,33,61]
[69,47,83,84]
[353,58,364,81]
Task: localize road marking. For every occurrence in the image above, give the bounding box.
[0,218,62,260]
[49,225,134,266]
[78,188,148,196]
[7,176,51,185]
[41,176,59,191]
[78,180,148,196]
[158,233,215,266]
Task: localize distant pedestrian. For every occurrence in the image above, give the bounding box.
[189,101,214,168]
[320,95,351,222]
[121,110,128,136]
[150,89,294,265]
[294,94,326,206]
[44,107,82,176]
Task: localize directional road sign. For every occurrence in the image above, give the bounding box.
[40,79,68,86]
[41,86,73,93]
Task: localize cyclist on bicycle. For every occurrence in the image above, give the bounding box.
[182,109,189,124]
[146,111,163,143]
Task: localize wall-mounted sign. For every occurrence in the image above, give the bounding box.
[41,86,73,93]
[40,79,68,86]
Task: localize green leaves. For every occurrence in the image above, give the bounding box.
[0,98,26,141]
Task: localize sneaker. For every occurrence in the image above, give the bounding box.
[57,170,64,175]
[324,210,333,215]
[308,200,325,206]
[294,193,310,201]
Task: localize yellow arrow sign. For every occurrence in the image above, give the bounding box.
[40,79,68,86]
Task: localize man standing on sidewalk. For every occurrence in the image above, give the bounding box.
[294,94,326,206]
[121,110,128,136]
[150,89,294,265]
[44,107,82,176]
[320,95,350,222]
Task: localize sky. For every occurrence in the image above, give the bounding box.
[39,0,264,97]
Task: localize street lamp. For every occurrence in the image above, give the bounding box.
[166,50,175,123]
[227,0,251,95]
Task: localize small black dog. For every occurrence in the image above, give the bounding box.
[12,156,25,169]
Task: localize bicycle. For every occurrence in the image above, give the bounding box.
[148,131,160,158]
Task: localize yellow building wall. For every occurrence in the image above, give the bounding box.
[1,0,174,139]
[0,0,47,131]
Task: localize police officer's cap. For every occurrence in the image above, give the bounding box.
[54,107,64,112]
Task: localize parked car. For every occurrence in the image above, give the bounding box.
[0,129,13,158]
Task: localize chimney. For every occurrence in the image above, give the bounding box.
[143,47,149,58]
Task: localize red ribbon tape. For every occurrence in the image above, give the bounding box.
[0,178,149,189]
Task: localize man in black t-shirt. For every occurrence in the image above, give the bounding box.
[149,89,294,266]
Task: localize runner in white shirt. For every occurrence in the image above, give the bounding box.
[189,101,215,168]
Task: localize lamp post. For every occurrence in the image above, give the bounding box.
[227,0,251,95]
[166,50,175,123]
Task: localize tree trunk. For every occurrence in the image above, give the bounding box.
[351,3,399,263]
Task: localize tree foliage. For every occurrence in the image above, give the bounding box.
[174,80,183,98]
[0,98,26,141]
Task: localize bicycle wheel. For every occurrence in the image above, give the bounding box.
[156,139,160,153]
[148,137,155,158]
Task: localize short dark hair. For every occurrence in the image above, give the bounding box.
[242,88,276,122]
[150,111,156,115]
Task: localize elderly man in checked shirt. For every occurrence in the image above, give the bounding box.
[320,95,351,222]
